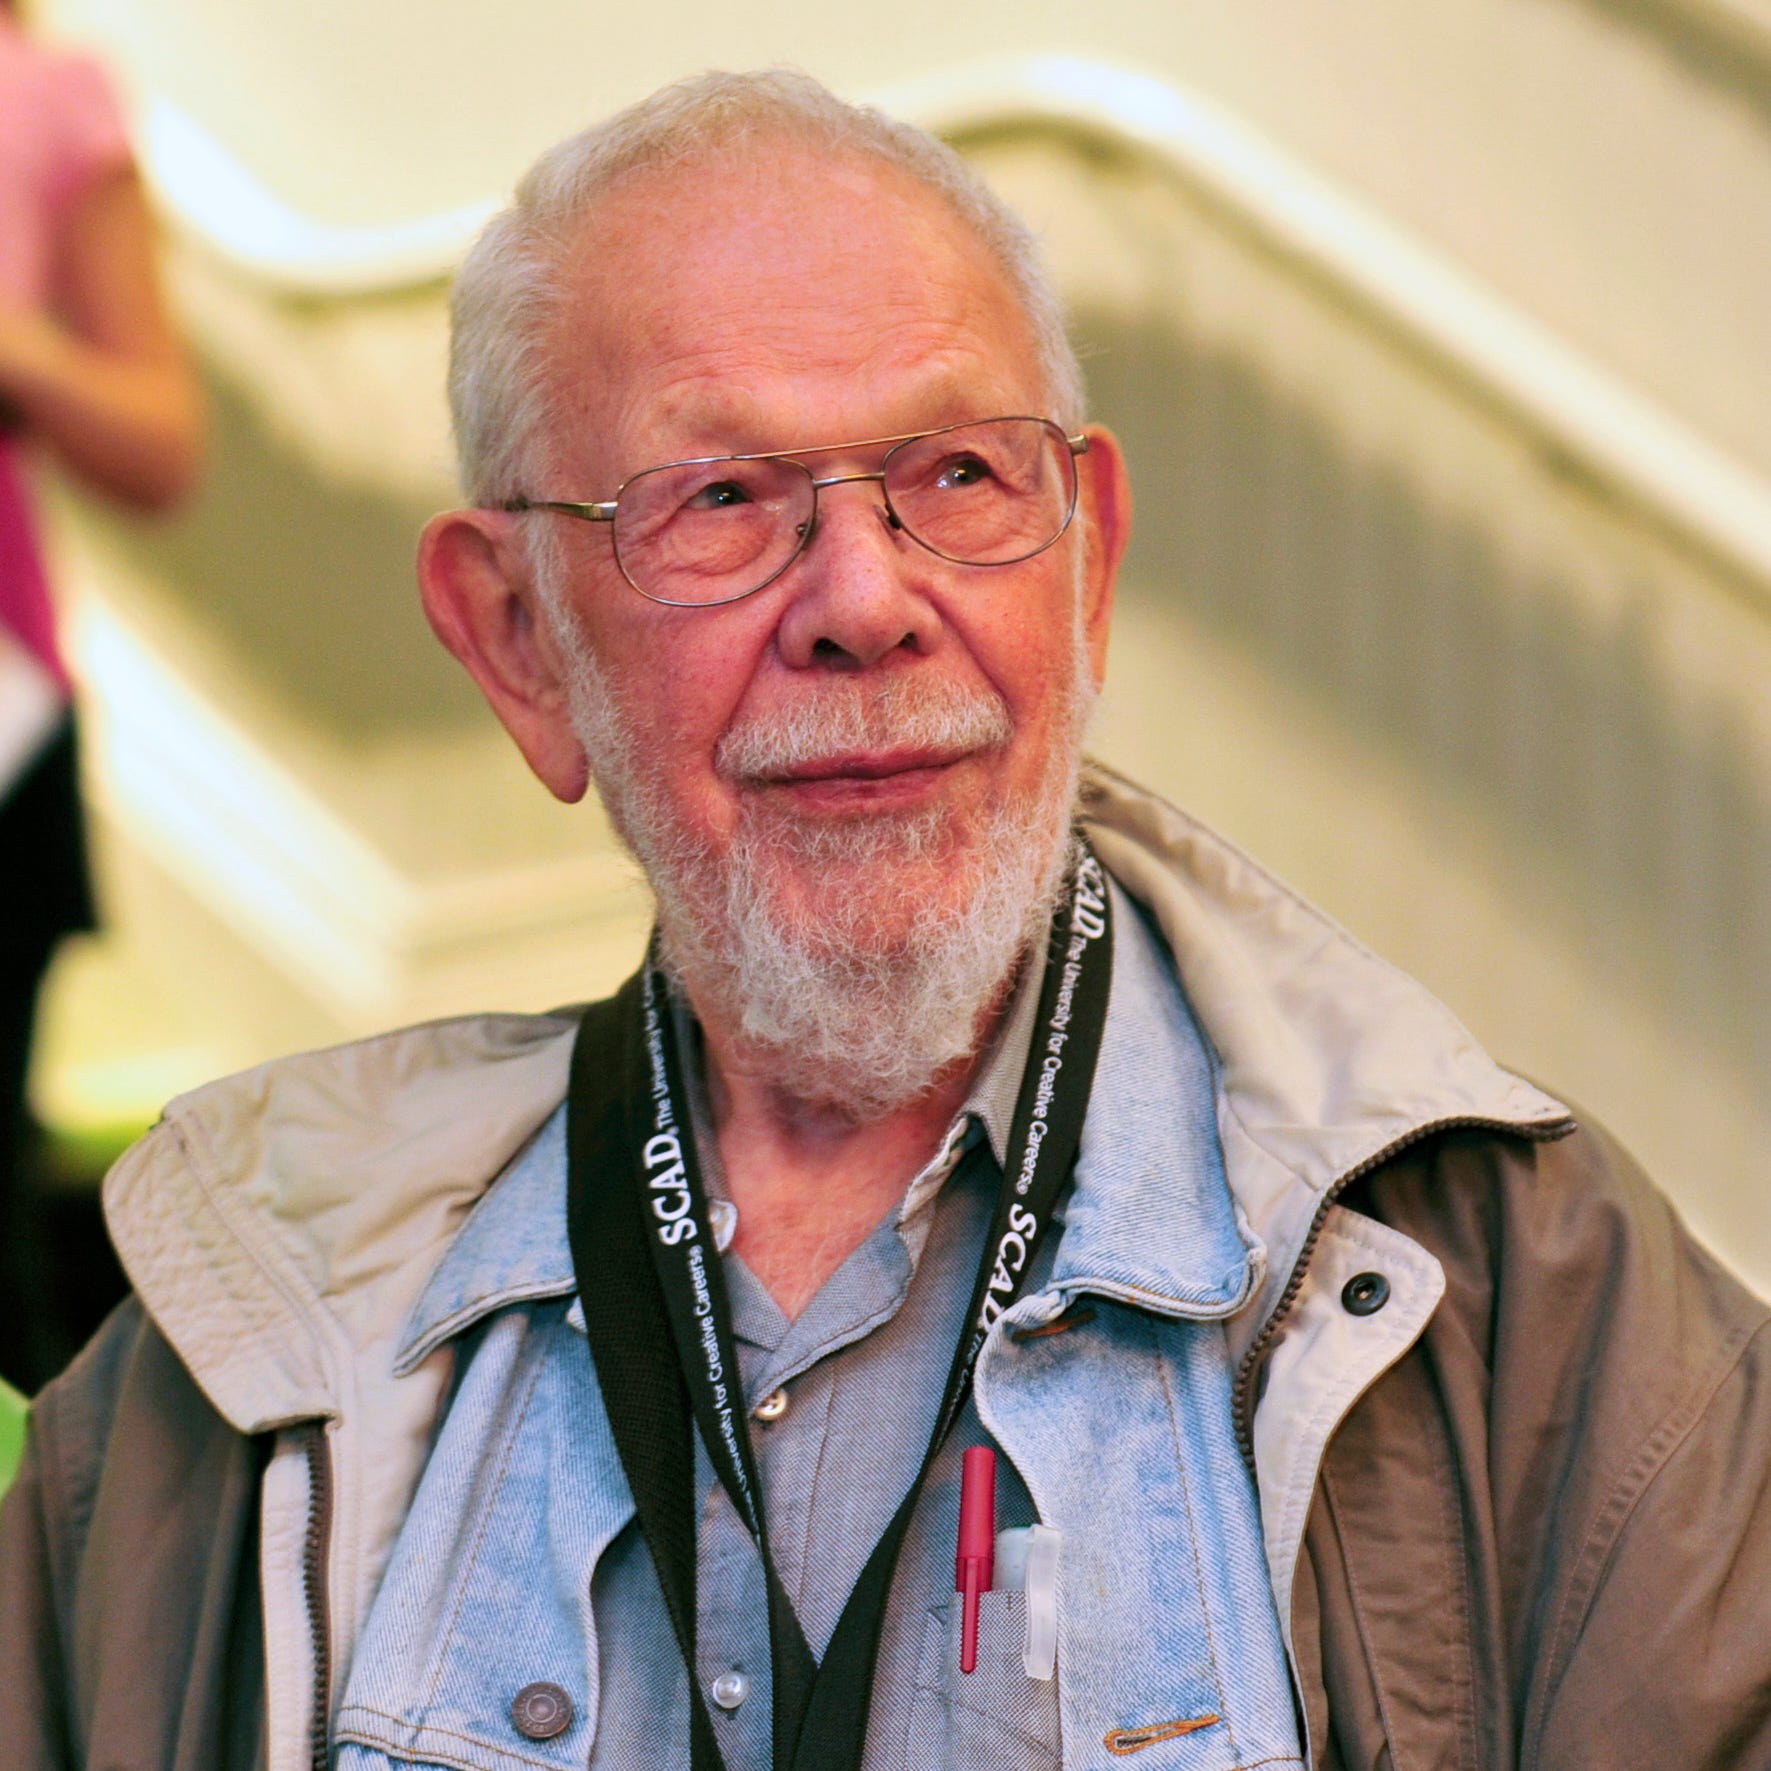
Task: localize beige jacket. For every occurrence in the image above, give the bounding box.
[3,770,1767,1769]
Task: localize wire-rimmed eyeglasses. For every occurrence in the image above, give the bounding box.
[498,415,1088,608]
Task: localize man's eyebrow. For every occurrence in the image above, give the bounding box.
[642,389,766,455]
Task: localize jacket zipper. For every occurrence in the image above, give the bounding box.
[1229,1114,1572,1465]
[298,1420,334,1771]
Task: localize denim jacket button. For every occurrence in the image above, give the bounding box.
[511,1681,574,1740]
[1341,1271,1390,1316]
[754,1387,789,1422]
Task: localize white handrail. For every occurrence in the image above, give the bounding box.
[1685,0,1771,60]
[142,100,497,292]
[141,53,1771,601]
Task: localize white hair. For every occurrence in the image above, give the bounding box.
[447,67,1085,504]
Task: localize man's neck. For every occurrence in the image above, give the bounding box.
[696,1012,996,1321]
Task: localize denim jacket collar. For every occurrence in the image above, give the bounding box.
[395,1109,574,1376]
[1051,883,1262,1322]
[394,873,1259,1378]
[390,965,1045,1374]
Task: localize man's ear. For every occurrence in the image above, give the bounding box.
[1076,423,1131,688]
[417,508,591,802]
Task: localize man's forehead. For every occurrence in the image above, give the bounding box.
[636,364,1023,456]
[544,142,1042,467]
[562,143,1006,320]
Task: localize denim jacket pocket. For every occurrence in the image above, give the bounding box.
[334,1308,634,1771]
[904,1593,1061,1771]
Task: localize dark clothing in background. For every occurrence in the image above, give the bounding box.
[0,716,97,1391]
[1,714,96,962]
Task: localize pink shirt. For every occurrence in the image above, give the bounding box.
[0,15,131,690]
[0,16,130,307]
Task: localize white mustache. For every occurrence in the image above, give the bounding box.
[716,677,1013,778]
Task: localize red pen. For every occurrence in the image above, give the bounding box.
[955,1445,996,1675]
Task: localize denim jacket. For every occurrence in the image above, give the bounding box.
[328,880,1302,1770]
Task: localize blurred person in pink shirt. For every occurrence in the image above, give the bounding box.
[0,0,201,1390]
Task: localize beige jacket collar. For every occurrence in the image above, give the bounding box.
[1079,767,1570,1353]
[105,769,1570,1432]
[104,1010,580,1434]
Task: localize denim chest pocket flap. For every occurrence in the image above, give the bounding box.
[334,1310,636,1771]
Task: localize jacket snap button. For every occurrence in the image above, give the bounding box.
[511,1681,574,1740]
[1341,1271,1390,1316]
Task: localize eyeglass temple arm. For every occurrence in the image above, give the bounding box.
[500,497,618,523]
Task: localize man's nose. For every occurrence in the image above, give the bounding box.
[772,478,944,670]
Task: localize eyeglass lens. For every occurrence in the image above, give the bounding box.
[612,417,1075,606]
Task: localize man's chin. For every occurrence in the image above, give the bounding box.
[737,833,988,949]
[739,783,973,848]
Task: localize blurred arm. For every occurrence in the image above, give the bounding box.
[0,166,204,511]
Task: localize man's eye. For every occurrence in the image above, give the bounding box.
[687,479,753,510]
[935,452,994,489]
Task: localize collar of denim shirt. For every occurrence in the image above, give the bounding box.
[396,879,1261,1374]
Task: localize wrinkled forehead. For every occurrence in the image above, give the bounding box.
[536,142,1046,474]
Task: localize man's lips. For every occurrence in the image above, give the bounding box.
[735,747,984,812]
[765,746,968,786]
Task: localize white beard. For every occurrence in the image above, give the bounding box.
[547,600,1092,1120]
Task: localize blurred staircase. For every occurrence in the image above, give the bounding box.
[31,0,1771,1295]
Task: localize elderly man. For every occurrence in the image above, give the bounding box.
[4,69,1770,1771]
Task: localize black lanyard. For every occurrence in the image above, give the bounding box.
[565,840,1113,1771]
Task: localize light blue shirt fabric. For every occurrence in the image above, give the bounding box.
[335,880,1303,1771]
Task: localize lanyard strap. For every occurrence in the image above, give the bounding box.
[566,840,1114,1771]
